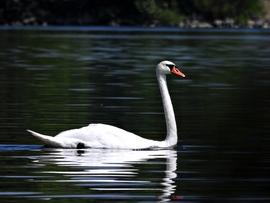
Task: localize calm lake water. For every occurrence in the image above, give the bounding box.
[0,26,269,202]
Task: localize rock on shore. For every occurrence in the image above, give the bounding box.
[178,18,270,29]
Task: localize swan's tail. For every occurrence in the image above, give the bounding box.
[27,129,61,147]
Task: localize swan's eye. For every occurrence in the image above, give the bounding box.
[166,64,175,70]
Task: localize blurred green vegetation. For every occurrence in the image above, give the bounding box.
[0,0,265,26]
[192,0,264,22]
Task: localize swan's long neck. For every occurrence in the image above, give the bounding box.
[157,73,177,147]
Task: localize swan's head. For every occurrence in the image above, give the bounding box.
[156,61,185,77]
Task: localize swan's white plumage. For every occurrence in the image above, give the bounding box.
[27,61,185,149]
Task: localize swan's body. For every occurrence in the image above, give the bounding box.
[27,61,185,149]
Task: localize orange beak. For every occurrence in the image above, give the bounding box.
[171,66,185,77]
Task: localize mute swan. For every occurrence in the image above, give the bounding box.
[27,61,185,149]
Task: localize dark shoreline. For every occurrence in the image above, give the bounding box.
[178,18,270,29]
[1,25,270,33]
[2,17,270,29]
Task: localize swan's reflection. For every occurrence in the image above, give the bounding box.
[33,148,177,202]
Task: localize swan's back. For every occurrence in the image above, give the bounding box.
[55,123,166,149]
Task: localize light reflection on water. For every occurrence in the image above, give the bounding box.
[0,145,178,202]
[39,149,176,201]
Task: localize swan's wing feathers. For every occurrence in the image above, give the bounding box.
[53,124,162,149]
[29,124,165,149]
[83,124,163,149]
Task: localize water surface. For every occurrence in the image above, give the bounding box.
[0,27,269,202]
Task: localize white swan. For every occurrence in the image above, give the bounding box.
[27,61,185,149]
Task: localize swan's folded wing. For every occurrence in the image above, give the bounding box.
[54,124,165,149]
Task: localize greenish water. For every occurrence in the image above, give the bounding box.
[0,27,269,202]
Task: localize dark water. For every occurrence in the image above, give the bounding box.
[0,27,269,202]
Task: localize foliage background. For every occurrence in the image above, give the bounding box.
[0,0,267,26]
